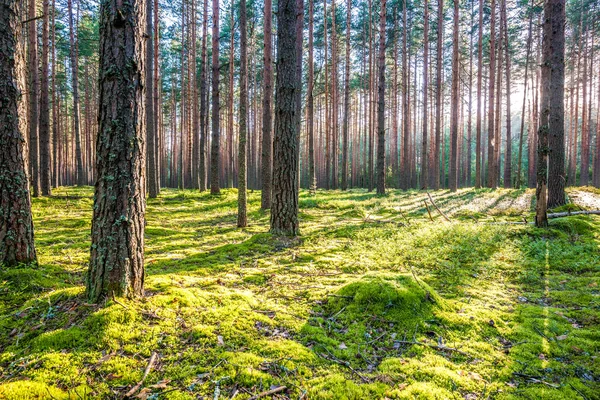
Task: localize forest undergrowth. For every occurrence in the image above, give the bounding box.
[0,187,598,399]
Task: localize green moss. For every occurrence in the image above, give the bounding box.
[0,187,599,399]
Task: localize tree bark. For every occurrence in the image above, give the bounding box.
[307,0,316,192]
[421,0,429,189]
[88,0,146,301]
[199,0,208,191]
[516,1,533,188]
[0,0,37,266]
[238,0,248,227]
[449,0,459,191]
[536,0,564,226]
[401,0,409,190]
[261,0,274,207]
[546,0,565,208]
[487,0,496,188]
[146,0,157,198]
[39,0,51,196]
[210,0,220,194]
[67,0,85,186]
[501,0,511,188]
[341,0,351,190]
[28,0,40,196]
[270,0,302,236]
[375,0,386,195]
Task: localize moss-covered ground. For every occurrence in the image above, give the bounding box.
[0,187,599,399]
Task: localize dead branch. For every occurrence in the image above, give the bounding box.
[248,386,287,400]
[395,340,470,357]
[547,210,600,218]
[125,352,158,397]
[423,200,434,222]
[426,192,451,222]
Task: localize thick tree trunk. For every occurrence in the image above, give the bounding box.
[331,0,338,189]
[210,0,220,194]
[435,0,444,189]
[39,0,51,196]
[546,0,565,208]
[375,0,386,195]
[536,0,564,226]
[487,0,496,188]
[270,0,302,235]
[51,0,59,188]
[227,9,234,188]
[261,0,273,207]
[0,0,37,266]
[238,0,248,227]
[87,0,146,301]
[341,0,351,190]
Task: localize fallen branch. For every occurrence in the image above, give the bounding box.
[426,192,451,222]
[423,200,434,222]
[547,210,600,219]
[125,352,158,397]
[395,340,470,357]
[248,386,287,400]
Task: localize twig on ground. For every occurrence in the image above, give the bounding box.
[569,382,589,400]
[125,351,158,397]
[426,192,451,222]
[395,340,470,357]
[423,200,434,222]
[248,385,287,399]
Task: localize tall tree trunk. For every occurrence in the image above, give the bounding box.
[536,0,564,226]
[1,0,37,266]
[546,0,565,207]
[39,0,51,196]
[261,0,273,207]
[401,0,409,190]
[51,0,59,188]
[147,0,157,197]
[28,0,40,196]
[199,0,208,191]
[227,7,234,188]
[502,0,511,188]
[88,0,146,301]
[516,1,533,188]
[580,29,589,186]
[375,0,386,195]
[238,0,248,227]
[466,0,473,187]
[154,0,161,193]
[449,0,459,191]
[331,0,338,189]
[421,0,429,189]
[190,0,199,190]
[67,0,84,186]
[270,0,302,235]
[307,0,316,191]
[210,0,220,194]
[341,0,351,190]
[475,0,482,188]
[486,0,496,188]
[434,0,444,189]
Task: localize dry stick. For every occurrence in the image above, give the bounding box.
[547,210,600,218]
[125,352,159,397]
[318,352,371,383]
[248,386,287,400]
[423,200,434,222]
[395,340,470,357]
[426,192,451,222]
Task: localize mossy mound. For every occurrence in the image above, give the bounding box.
[302,275,446,368]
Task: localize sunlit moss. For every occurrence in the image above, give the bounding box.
[0,186,598,399]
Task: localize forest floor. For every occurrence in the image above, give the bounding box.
[0,187,599,399]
